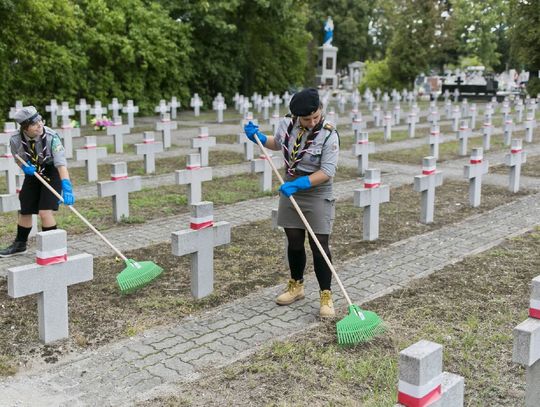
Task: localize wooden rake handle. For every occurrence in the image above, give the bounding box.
[253,135,354,306]
[15,154,128,262]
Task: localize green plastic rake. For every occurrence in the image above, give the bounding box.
[17,155,163,294]
[252,136,385,345]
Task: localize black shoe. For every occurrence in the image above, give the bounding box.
[0,241,27,257]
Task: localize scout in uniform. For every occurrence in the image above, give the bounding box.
[0,106,75,257]
[244,88,339,317]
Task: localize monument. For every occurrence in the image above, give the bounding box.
[316,16,338,89]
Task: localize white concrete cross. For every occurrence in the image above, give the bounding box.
[353,169,390,241]
[154,99,170,119]
[505,139,527,193]
[429,124,441,160]
[135,131,164,174]
[191,127,216,167]
[90,101,107,121]
[270,113,280,135]
[59,102,74,128]
[56,125,81,160]
[261,98,271,121]
[326,108,338,126]
[352,116,365,136]
[155,113,178,149]
[525,115,537,143]
[513,275,540,406]
[273,95,282,116]
[501,100,511,121]
[106,117,130,154]
[171,201,231,299]
[469,103,477,129]
[463,148,489,207]
[45,99,59,128]
[0,144,21,194]
[460,98,469,117]
[457,119,471,156]
[190,93,203,117]
[75,136,107,182]
[168,96,181,119]
[503,117,514,146]
[97,162,141,222]
[7,229,93,343]
[428,105,439,125]
[122,100,139,128]
[453,88,460,103]
[108,98,123,119]
[251,154,281,192]
[413,156,443,224]
[444,100,453,120]
[382,93,390,110]
[237,132,254,161]
[482,119,493,151]
[8,100,23,122]
[75,98,90,127]
[0,122,17,145]
[175,153,213,205]
[373,105,382,127]
[397,340,464,406]
[212,98,227,124]
[393,104,401,125]
[383,112,392,141]
[282,91,292,109]
[407,112,417,139]
[337,94,347,114]
[0,174,38,237]
[515,100,525,123]
[352,131,375,176]
[451,106,461,132]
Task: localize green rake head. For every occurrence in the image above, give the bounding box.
[337,304,385,346]
[117,259,164,294]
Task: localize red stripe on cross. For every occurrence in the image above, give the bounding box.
[470,159,483,164]
[529,308,540,319]
[36,254,68,266]
[190,220,214,230]
[422,169,436,175]
[511,149,522,154]
[364,182,380,189]
[397,385,441,407]
[111,175,128,181]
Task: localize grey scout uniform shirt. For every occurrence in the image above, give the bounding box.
[10,126,67,169]
[274,116,339,177]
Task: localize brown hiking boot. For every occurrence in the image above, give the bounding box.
[320,290,335,318]
[276,279,305,305]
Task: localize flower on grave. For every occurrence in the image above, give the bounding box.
[70,120,80,128]
[91,116,113,131]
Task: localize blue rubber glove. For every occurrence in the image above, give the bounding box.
[61,179,75,205]
[279,176,312,197]
[244,121,267,145]
[22,161,36,176]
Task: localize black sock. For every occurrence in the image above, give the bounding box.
[287,248,306,282]
[42,225,57,232]
[15,224,32,243]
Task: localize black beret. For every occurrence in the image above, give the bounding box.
[289,88,320,116]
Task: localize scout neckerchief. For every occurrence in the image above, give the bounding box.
[282,116,324,176]
[21,134,50,181]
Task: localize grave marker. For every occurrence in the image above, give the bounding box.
[352,132,375,176]
[383,112,392,141]
[505,139,527,193]
[191,127,216,167]
[0,122,17,145]
[353,169,389,241]
[122,100,139,128]
[8,101,23,122]
[190,93,203,117]
[469,103,477,129]
[135,131,164,174]
[482,120,493,151]
[429,124,441,160]
[97,162,141,222]
[413,157,443,224]
[451,106,461,132]
[237,133,254,161]
[175,153,212,205]
[89,101,107,121]
[75,98,90,126]
[7,230,93,343]
[503,117,514,146]
[45,99,59,128]
[154,99,170,120]
[0,144,20,194]
[513,275,540,406]
[169,96,181,119]
[457,120,471,156]
[213,98,226,124]
[108,98,123,119]
[56,125,81,160]
[171,202,231,298]
[251,154,281,192]
[106,118,130,154]
[525,115,536,143]
[75,136,107,182]
[155,113,178,149]
[395,340,464,407]
[59,102,74,128]
[407,113,417,139]
[463,148,489,207]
